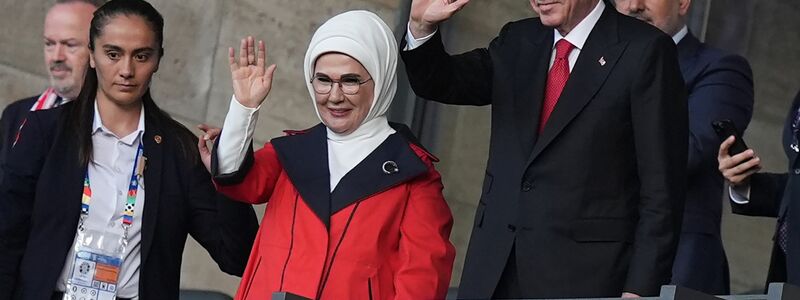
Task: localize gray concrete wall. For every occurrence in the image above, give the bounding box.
[1,0,798,296]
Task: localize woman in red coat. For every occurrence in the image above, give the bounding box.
[202,10,455,300]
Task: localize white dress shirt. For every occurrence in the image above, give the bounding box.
[404,0,607,73]
[57,102,146,299]
[217,96,260,174]
[672,25,689,45]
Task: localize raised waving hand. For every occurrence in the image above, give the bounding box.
[409,0,470,38]
[229,36,277,108]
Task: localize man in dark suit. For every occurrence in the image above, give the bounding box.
[401,0,687,298]
[616,0,754,294]
[0,0,101,182]
[718,90,800,288]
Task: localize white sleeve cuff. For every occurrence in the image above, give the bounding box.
[404,22,437,51]
[216,95,260,174]
[729,184,751,204]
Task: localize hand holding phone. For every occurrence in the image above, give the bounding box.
[713,119,760,185]
[712,119,748,155]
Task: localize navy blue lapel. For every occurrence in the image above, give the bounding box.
[270,123,429,228]
[527,6,629,165]
[271,124,331,227]
[513,23,552,157]
[677,32,701,80]
[330,128,428,214]
[140,103,164,266]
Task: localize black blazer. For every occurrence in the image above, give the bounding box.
[0,96,37,184]
[0,101,259,299]
[401,5,688,298]
[730,90,800,287]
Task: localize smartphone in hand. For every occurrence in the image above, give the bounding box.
[712,119,749,156]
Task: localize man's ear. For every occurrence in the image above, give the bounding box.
[678,0,692,17]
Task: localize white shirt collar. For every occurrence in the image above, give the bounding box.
[672,25,689,44]
[553,0,605,51]
[92,100,145,145]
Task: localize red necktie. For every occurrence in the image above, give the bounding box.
[538,39,575,133]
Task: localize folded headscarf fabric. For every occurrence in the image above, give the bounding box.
[303,10,399,191]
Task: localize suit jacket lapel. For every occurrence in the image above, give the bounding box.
[271,124,332,227]
[527,6,628,164]
[271,123,430,227]
[140,108,163,266]
[513,26,552,156]
[677,32,701,79]
[330,132,428,214]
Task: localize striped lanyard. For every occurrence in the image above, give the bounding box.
[80,141,144,238]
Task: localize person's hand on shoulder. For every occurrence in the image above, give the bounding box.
[197,124,222,173]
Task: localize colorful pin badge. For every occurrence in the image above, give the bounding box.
[154,135,162,144]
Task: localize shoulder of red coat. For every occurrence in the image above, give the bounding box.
[408,142,439,163]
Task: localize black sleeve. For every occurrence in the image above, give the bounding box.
[400,23,514,106]
[730,172,787,218]
[0,111,50,297]
[186,149,259,276]
[624,33,689,296]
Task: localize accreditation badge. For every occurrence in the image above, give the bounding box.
[63,228,127,300]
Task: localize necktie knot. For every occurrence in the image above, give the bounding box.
[555,39,574,60]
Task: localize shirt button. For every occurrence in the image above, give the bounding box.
[118,190,124,196]
[108,221,115,228]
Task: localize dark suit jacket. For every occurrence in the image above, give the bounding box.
[0,96,37,183]
[0,101,259,299]
[671,32,753,293]
[730,90,800,287]
[401,5,688,298]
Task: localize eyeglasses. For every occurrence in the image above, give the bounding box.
[310,76,372,95]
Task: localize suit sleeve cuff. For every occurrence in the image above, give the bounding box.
[216,95,259,175]
[729,183,751,204]
[404,22,437,51]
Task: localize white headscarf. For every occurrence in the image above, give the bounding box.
[303,10,399,191]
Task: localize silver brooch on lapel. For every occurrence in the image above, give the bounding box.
[598,56,606,66]
[382,161,399,175]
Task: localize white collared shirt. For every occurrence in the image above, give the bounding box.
[57,101,146,299]
[549,0,605,71]
[672,25,688,45]
[217,95,260,174]
[404,0,606,74]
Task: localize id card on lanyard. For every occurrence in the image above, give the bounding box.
[64,142,144,300]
